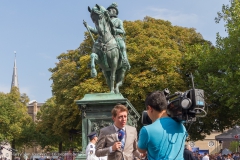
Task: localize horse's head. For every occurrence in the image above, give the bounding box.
[88,4,106,23]
[88,4,110,37]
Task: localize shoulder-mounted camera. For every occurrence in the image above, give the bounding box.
[142,74,206,125]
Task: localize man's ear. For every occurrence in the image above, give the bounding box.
[147,105,152,111]
[150,106,154,112]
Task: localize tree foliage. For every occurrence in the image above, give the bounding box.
[121,17,209,112]
[36,97,81,152]
[197,0,240,132]
[0,87,33,147]
[229,141,239,152]
[213,0,240,122]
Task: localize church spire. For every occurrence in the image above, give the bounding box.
[11,51,19,90]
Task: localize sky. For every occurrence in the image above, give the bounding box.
[0,0,230,103]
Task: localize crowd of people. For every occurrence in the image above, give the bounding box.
[189,152,240,160]
[184,145,240,160]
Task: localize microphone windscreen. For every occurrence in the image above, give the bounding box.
[118,130,125,141]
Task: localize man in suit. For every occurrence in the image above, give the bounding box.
[95,104,141,160]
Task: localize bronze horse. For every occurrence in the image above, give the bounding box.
[88,4,127,93]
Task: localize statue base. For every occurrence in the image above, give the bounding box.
[74,154,86,160]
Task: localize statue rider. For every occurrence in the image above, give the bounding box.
[84,3,131,70]
[106,2,131,70]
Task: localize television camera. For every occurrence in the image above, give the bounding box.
[142,75,207,125]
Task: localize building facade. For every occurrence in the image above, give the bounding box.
[25,101,44,155]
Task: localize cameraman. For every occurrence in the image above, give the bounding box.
[137,91,187,160]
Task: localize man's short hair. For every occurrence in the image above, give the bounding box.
[111,104,128,117]
[145,91,167,112]
[185,144,191,150]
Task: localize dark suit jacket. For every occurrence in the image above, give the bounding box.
[95,125,140,160]
[184,149,196,160]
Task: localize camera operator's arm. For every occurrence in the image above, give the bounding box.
[137,147,147,159]
[137,127,148,158]
[137,148,147,159]
[137,147,147,154]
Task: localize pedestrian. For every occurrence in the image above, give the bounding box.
[64,148,75,160]
[86,131,107,160]
[202,152,209,160]
[39,156,45,160]
[183,144,195,160]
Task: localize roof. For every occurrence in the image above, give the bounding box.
[215,125,240,141]
[27,102,45,107]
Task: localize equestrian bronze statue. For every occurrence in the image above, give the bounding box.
[84,4,129,93]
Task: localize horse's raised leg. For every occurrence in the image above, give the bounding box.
[90,53,98,77]
[115,67,127,93]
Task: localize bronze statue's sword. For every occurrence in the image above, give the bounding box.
[83,20,95,43]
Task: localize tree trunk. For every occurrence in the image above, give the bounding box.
[58,142,62,153]
[11,139,15,160]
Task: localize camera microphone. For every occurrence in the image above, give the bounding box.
[117,129,125,160]
[118,129,125,141]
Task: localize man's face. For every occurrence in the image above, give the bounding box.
[112,110,127,128]
[108,8,117,16]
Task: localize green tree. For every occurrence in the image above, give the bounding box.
[190,0,240,136]
[214,0,240,126]
[229,141,239,152]
[0,87,33,148]
[36,96,82,152]
[121,17,209,112]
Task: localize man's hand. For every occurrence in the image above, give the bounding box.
[137,146,147,159]
[110,28,117,36]
[83,20,88,28]
[112,142,122,151]
[104,10,110,18]
[140,152,147,159]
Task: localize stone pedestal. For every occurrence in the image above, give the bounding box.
[74,93,140,160]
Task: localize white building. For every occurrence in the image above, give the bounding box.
[1,143,12,160]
